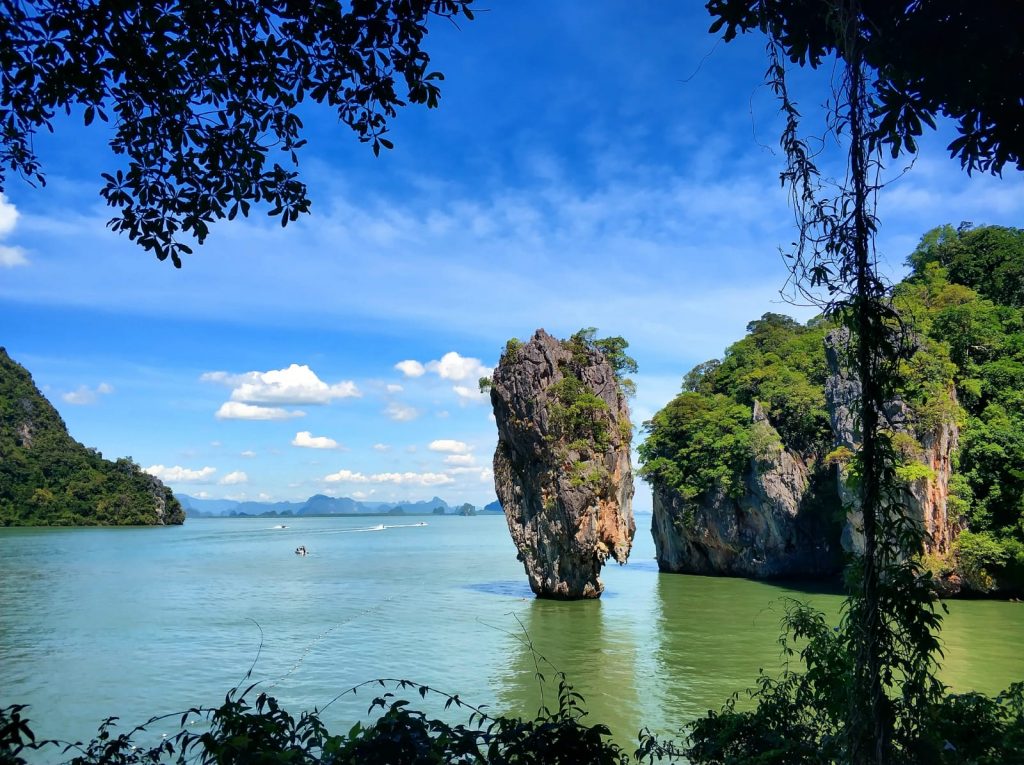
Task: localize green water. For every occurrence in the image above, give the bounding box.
[1,515,1022,756]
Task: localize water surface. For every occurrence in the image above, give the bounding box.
[1,515,1021,755]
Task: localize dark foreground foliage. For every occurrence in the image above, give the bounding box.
[3,657,1022,765]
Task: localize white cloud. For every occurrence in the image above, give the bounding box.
[219,471,248,485]
[202,364,360,405]
[453,385,488,403]
[61,383,114,405]
[384,401,419,422]
[395,360,425,378]
[444,454,476,466]
[397,352,492,404]
[370,471,454,486]
[292,430,341,449]
[386,383,404,393]
[0,195,26,268]
[426,351,492,382]
[429,439,471,454]
[324,469,370,483]
[145,464,217,483]
[372,443,391,452]
[443,466,494,483]
[215,402,305,420]
[240,449,257,458]
[323,469,454,487]
[0,246,28,267]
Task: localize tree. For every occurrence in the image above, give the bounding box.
[0,0,474,266]
[701,2,1022,763]
[706,0,1024,175]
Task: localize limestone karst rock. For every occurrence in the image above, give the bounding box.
[824,329,962,568]
[651,401,842,578]
[648,328,961,586]
[489,329,635,599]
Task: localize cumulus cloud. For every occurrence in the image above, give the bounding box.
[62,383,115,405]
[0,195,27,268]
[145,464,217,483]
[240,450,256,458]
[324,469,369,483]
[202,364,360,406]
[215,402,305,420]
[370,471,454,486]
[395,360,425,378]
[395,352,492,404]
[384,401,418,422]
[372,443,391,452]
[323,469,454,487]
[453,385,487,402]
[219,471,248,485]
[386,383,404,393]
[292,430,342,449]
[426,352,491,382]
[429,439,471,454]
[444,454,476,466]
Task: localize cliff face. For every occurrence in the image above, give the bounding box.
[824,329,961,559]
[0,348,184,527]
[490,330,635,599]
[649,329,961,582]
[652,402,842,578]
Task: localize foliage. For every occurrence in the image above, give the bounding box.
[0,0,474,266]
[705,1,1024,175]
[0,349,184,527]
[548,374,612,452]
[0,676,647,765]
[699,3,1019,761]
[564,328,638,398]
[639,392,752,502]
[684,600,1024,765]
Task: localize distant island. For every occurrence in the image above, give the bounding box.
[178,493,503,518]
[0,348,184,527]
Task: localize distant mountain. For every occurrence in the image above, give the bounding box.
[483,500,503,513]
[298,494,361,515]
[0,348,184,527]
[174,493,476,517]
[177,495,238,516]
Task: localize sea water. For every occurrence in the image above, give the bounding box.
[1,514,1022,756]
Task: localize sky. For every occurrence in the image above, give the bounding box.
[1,3,1022,509]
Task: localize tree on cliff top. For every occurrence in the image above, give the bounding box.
[0,0,474,266]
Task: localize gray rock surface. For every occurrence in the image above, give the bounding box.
[652,402,842,578]
[490,329,635,599]
[824,328,962,560]
[649,327,961,584]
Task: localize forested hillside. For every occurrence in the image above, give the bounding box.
[640,224,1024,593]
[0,349,184,526]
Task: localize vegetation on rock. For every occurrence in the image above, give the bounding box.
[639,224,1024,594]
[0,349,183,526]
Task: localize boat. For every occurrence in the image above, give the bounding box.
[295,546,307,556]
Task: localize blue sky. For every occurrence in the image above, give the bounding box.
[1,3,1021,508]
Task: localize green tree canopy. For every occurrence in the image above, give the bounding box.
[0,0,474,266]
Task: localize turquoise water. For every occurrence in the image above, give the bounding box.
[2,515,1023,756]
